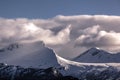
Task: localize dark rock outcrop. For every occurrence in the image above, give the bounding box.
[0,63,78,80]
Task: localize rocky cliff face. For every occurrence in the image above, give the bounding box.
[1,63,120,80]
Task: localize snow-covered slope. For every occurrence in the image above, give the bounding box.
[0,41,59,68]
[1,42,120,79]
[74,47,120,63]
[56,54,120,79]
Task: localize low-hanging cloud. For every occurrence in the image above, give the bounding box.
[0,18,71,47]
[0,15,120,58]
[75,25,120,52]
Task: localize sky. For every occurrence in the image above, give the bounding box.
[0,0,120,59]
[0,0,120,18]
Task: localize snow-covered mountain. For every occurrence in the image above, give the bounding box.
[1,42,120,79]
[57,54,120,79]
[74,47,120,63]
[0,41,59,68]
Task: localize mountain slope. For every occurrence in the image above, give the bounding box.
[74,47,120,63]
[56,53,120,79]
[0,41,59,68]
[1,43,120,79]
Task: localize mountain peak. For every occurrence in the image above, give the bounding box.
[74,47,120,63]
[0,41,60,68]
[88,47,101,51]
[83,47,102,55]
[91,47,100,49]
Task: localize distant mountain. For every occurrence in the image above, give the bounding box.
[56,53,120,79]
[74,47,120,63]
[0,41,59,68]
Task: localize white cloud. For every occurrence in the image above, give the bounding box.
[0,21,71,47]
[0,15,120,58]
[34,24,71,45]
[75,25,120,52]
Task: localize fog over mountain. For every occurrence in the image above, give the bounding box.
[0,15,120,58]
[0,41,60,68]
[0,0,120,79]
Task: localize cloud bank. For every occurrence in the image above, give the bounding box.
[0,19,71,47]
[0,15,120,58]
[75,25,120,51]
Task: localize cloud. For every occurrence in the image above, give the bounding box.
[0,22,71,47]
[0,15,120,58]
[31,23,71,45]
[75,25,120,52]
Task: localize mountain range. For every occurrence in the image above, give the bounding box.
[0,41,120,80]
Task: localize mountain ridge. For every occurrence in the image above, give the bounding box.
[1,43,120,79]
[0,41,60,68]
[74,47,120,63]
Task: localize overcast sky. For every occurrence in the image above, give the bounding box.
[0,0,120,59]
